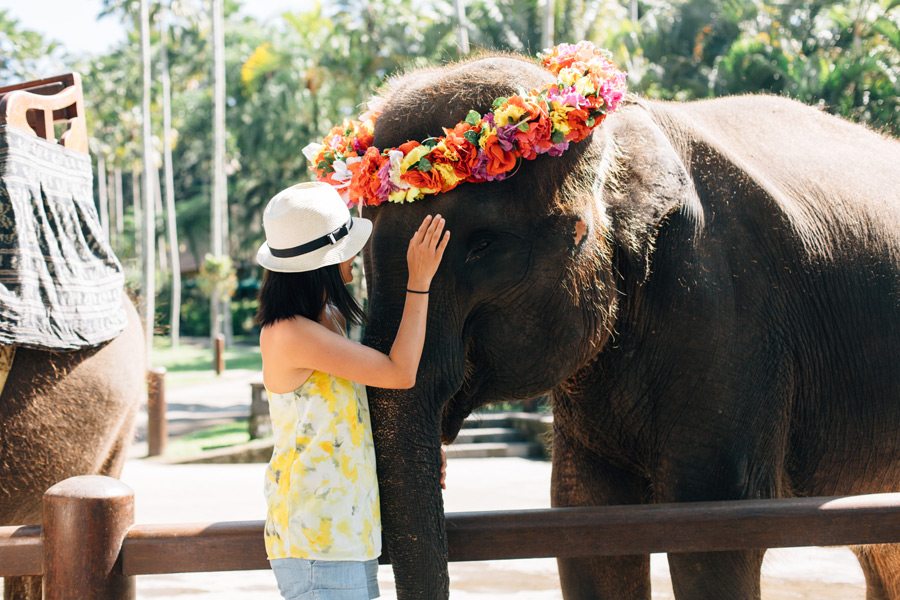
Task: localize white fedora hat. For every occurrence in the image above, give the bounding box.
[256,182,372,273]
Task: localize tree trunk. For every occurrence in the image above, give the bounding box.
[115,167,124,254]
[97,153,109,240]
[153,163,168,275]
[140,0,155,365]
[160,4,181,348]
[132,167,142,270]
[454,0,470,55]
[211,0,228,348]
[541,0,555,50]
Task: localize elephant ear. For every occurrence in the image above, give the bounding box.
[602,103,701,283]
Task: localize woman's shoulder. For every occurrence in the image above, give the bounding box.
[260,315,314,348]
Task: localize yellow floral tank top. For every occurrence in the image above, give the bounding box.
[263,369,381,561]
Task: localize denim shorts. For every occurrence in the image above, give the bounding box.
[270,558,380,600]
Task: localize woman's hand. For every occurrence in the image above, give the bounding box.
[407,215,450,292]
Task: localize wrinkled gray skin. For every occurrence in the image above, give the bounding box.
[0,295,144,600]
[361,53,900,600]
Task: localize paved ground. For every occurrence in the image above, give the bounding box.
[117,366,868,598]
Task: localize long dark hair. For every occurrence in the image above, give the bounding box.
[255,264,367,328]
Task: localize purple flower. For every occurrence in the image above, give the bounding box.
[496,123,519,152]
[469,150,490,181]
[547,141,570,157]
[375,161,395,202]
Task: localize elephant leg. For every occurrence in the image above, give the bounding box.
[551,430,650,600]
[667,549,764,600]
[3,575,41,600]
[852,544,900,599]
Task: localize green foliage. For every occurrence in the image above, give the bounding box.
[0,11,64,83]
[162,420,254,458]
[4,0,900,346]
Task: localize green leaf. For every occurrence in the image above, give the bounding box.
[492,96,508,108]
[418,158,433,171]
[551,130,566,144]
[517,121,530,132]
[465,110,481,126]
[317,160,329,170]
[463,130,480,145]
[586,118,595,127]
[423,137,439,149]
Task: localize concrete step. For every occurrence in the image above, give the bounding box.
[453,427,524,444]
[460,413,513,429]
[444,441,542,459]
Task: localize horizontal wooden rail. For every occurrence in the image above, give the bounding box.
[0,525,41,577]
[125,493,900,575]
[6,493,900,578]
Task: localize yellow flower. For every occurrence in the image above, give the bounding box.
[432,163,463,188]
[550,108,572,135]
[574,76,596,97]
[494,102,526,126]
[399,144,431,171]
[478,125,498,149]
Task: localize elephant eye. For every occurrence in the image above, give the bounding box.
[465,238,492,263]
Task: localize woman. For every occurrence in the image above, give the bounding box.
[255,181,449,600]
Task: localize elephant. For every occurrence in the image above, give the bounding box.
[358,52,900,599]
[0,294,144,600]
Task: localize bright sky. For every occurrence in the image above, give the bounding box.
[0,0,311,56]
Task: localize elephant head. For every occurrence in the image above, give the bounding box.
[361,54,692,598]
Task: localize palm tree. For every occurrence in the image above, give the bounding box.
[211,0,228,348]
[140,0,156,365]
[160,2,181,348]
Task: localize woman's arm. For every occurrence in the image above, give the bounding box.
[261,215,449,391]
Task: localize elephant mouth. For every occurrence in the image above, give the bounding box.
[441,387,472,444]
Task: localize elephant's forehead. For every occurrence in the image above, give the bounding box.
[373,56,554,149]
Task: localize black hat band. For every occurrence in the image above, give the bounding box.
[269,218,354,258]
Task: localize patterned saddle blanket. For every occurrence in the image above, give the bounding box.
[0,124,126,349]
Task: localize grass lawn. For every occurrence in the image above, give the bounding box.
[162,420,265,459]
[149,337,262,386]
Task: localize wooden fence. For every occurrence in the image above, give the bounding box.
[3,476,900,597]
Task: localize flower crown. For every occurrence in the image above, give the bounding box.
[302,41,627,207]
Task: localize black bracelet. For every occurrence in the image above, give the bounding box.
[406,288,429,294]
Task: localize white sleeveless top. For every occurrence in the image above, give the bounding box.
[263,361,381,561]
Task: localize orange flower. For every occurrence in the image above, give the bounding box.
[482,134,516,176]
[514,112,553,159]
[442,123,480,180]
[565,108,593,143]
[401,167,445,193]
[398,140,422,155]
[349,147,387,206]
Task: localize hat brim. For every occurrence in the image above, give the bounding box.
[256,217,373,273]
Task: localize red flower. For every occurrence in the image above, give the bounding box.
[514,112,553,159]
[398,140,422,155]
[565,108,593,143]
[442,123,480,180]
[401,168,446,193]
[482,134,516,176]
[349,147,387,206]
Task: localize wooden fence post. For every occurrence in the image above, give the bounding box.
[214,333,225,375]
[147,366,167,456]
[43,476,135,599]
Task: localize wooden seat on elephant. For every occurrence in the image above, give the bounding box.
[0,73,126,366]
[0,73,88,153]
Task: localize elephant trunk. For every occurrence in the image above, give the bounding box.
[368,384,449,599]
[364,295,463,600]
